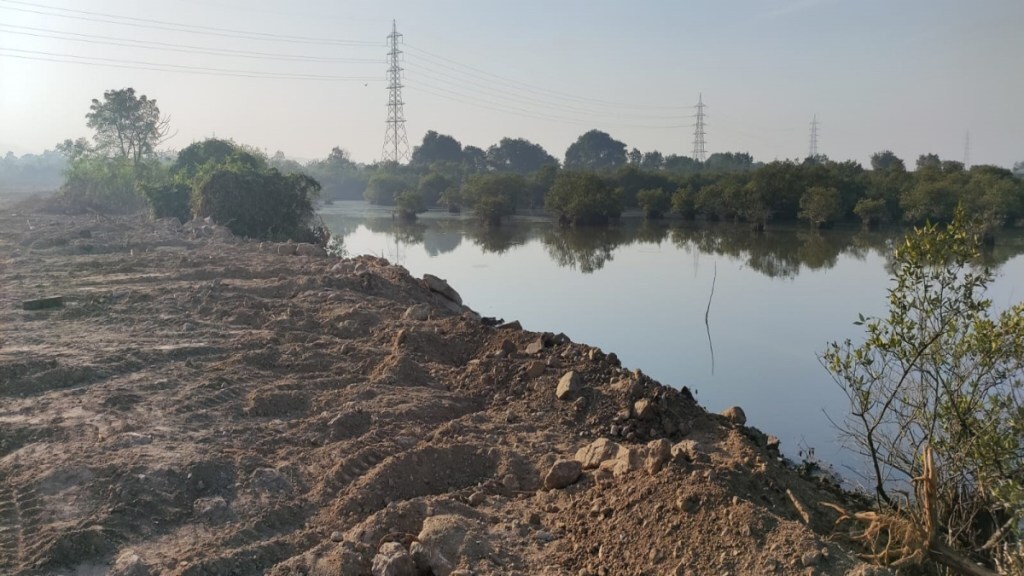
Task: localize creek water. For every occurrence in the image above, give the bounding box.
[320,201,1024,483]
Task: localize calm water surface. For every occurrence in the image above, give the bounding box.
[321,202,1024,481]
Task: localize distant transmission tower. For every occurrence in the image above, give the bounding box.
[381,20,409,164]
[963,131,970,168]
[692,93,707,162]
[809,114,820,158]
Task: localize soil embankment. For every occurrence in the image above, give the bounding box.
[0,208,886,575]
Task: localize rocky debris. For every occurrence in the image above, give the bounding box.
[524,361,546,379]
[372,542,417,576]
[422,273,463,305]
[0,211,890,576]
[721,405,747,426]
[415,515,491,576]
[193,495,230,523]
[671,439,709,464]
[108,549,153,576]
[575,438,622,470]
[403,304,431,321]
[543,459,583,489]
[524,337,545,355]
[633,398,656,420]
[556,371,582,400]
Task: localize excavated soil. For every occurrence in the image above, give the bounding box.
[0,205,889,576]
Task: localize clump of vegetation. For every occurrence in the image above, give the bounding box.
[364,170,413,206]
[192,158,320,241]
[546,171,623,226]
[461,173,525,226]
[636,188,670,220]
[798,186,841,228]
[395,189,426,221]
[823,211,1024,572]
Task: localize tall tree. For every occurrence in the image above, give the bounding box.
[870,150,905,172]
[85,88,170,164]
[486,137,557,174]
[461,145,489,174]
[410,130,462,166]
[563,130,627,172]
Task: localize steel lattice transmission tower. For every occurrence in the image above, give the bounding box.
[809,114,820,158]
[692,93,707,162]
[381,20,409,164]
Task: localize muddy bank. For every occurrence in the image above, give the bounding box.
[0,210,886,575]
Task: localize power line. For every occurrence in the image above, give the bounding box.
[0,24,384,63]
[0,48,382,81]
[692,93,707,162]
[404,43,691,112]
[809,114,819,158]
[0,0,383,46]
[403,62,691,121]
[405,81,689,130]
[381,20,409,164]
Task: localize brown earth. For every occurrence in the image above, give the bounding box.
[0,205,890,576]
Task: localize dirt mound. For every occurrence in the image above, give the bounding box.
[0,211,888,575]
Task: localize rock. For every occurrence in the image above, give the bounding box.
[587,348,605,362]
[720,406,747,426]
[295,243,327,257]
[422,274,462,305]
[645,439,673,474]
[109,549,153,576]
[276,243,297,256]
[543,459,582,489]
[633,398,656,420]
[574,438,622,470]
[21,296,64,311]
[766,435,781,453]
[499,320,522,330]
[525,361,546,378]
[676,419,692,437]
[525,338,545,355]
[403,304,430,321]
[671,440,705,464]
[416,515,491,576]
[606,352,621,366]
[468,491,486,506]
[556,371,582,400]
[331,531,344,542]
[535,530,555,543]
[500,338,517,354]
[193,495,230,523]
[372,542,416,576]
[553,332,571,344]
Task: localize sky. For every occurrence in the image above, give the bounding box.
[1,0,1022,168]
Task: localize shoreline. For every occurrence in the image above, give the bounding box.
[0,209,888,575]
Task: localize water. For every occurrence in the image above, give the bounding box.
[320,201,1024,482]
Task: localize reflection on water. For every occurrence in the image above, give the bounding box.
[334,210,1024,279]
[320,202,1024,476]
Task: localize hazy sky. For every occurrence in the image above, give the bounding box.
[1,0,1022,168]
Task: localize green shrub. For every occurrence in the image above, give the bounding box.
[545,171,623,225]
[636,188,670,219]
[140,182,190,222]
[60,156,145,213]
[395,189,426,221]
[192,162,319,241]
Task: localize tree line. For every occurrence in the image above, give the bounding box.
[21,87,1024,242]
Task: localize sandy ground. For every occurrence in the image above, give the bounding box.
[0,206,889,575]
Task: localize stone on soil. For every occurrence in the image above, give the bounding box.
[556,371,581,400]
[372,542,416,576]
[544,459,583,489]
[422,274,462,305]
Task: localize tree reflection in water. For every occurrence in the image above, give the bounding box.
[323,211,1024,278]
